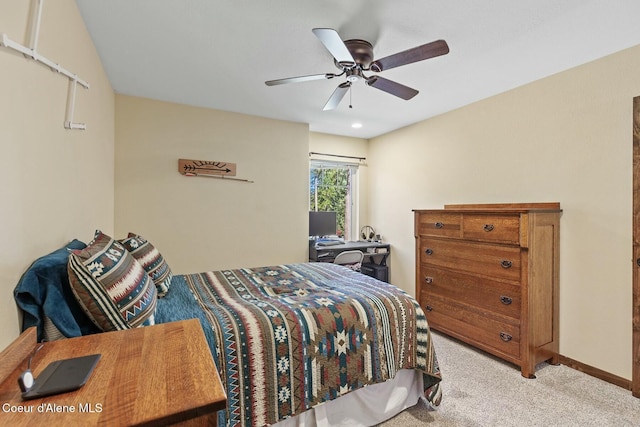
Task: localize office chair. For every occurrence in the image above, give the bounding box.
[333,250,364,271]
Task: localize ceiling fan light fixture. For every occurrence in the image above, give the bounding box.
[346,68,364,83]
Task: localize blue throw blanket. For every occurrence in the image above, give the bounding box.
[13,239,99,341]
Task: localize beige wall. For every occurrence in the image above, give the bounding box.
[309,132,369,239]
[0,0,115,349]
[369,44,640,380]
[114,95,309,273]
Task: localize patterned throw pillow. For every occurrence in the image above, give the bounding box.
[67,230,157,331]
[119,233,172,297]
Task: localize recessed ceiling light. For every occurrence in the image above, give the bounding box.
[352,123,363,129]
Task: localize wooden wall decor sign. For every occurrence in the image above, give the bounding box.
[179,159,237,177]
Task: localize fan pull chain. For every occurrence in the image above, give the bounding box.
[349,85,353,109]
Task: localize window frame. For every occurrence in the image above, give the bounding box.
[309,159,359,241]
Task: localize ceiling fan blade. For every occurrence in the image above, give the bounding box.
[265,73,334,86]
[323,82,351,111]
[370,39,449,72]
[366,76,418,100]
[312,28,355,66]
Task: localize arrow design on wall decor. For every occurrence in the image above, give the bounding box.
[183,164,232,173]
[178,159,237,177]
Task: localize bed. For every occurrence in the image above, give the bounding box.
[13,234,442,427]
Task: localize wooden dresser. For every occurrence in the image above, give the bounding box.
[414,203,561,378]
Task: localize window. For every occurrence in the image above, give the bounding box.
[309,160,358,240]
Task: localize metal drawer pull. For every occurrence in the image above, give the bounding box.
[483,224,494,232]
[425,277,433,284]
[500,260,512,269]
[500,332,512,342]
[500,296,513,305]
[425,248,434,255]
[434,222,444,229]
[425,305,433,312]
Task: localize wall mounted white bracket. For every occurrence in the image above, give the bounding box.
[0,0,89,130]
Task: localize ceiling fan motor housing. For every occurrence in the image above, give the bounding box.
[334,39,374,70]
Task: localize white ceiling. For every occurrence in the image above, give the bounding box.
[75,0,640,139]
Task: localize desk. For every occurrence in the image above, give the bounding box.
[309,240,391,282]
[0,319,226,426]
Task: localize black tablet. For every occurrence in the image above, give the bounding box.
[21,354,101,400]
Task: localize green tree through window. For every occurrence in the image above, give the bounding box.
[309,163,355,238]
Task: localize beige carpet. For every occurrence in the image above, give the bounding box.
[379,331,640,426]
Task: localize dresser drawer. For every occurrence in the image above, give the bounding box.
[462,213,521,245]
[422,294,520,358]
[416,212,461,238]
[420,238,521,282]
[418,266,521,319]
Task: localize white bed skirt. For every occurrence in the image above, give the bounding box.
[272,369,424,427]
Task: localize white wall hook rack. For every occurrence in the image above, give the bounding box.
[0,0,89,130]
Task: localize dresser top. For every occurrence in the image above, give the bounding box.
[414,202,561,213]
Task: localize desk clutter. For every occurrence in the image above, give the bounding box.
[309,240,390,282]
[365,246,388,254]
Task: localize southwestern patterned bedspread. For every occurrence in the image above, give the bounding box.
[160,263,441,427]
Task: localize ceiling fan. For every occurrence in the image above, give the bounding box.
[265,28,449,111]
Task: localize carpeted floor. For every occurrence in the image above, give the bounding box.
[379,331,640,426]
